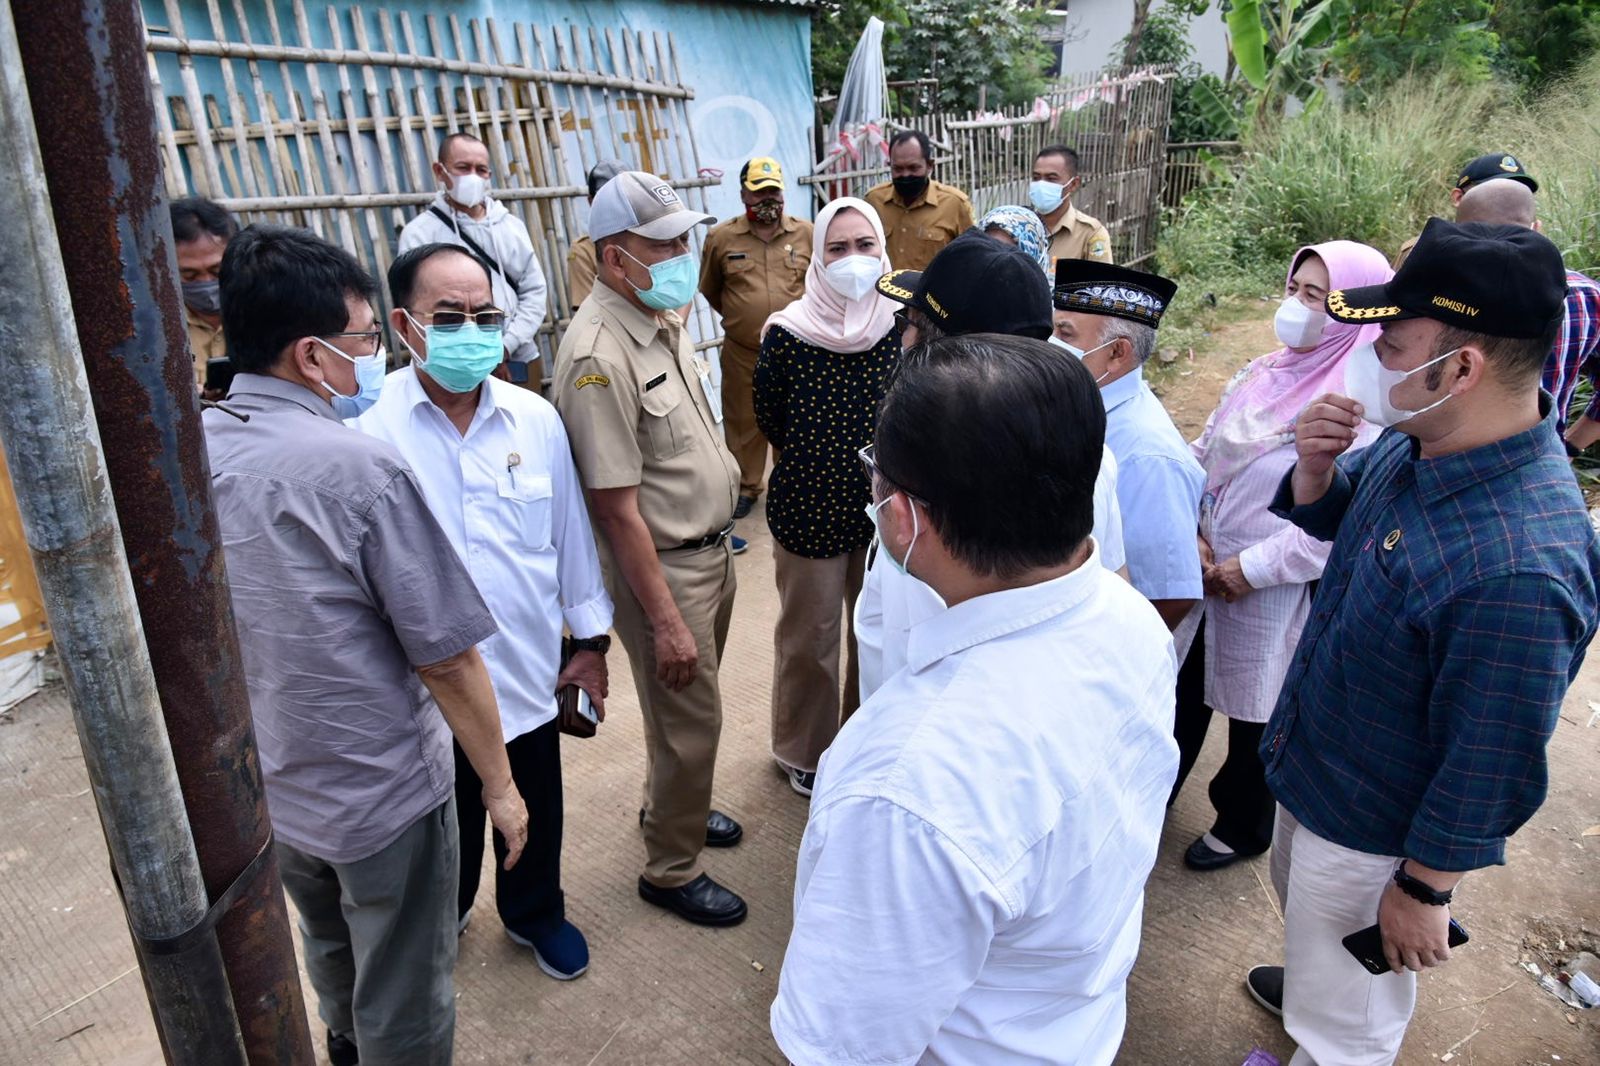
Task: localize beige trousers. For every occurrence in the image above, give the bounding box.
[720,338,768,498]
[606,541,737,888]
[770,543,867,773]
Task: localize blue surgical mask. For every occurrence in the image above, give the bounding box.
[622,249,698,311]
[864,494,919,576]
[402,310,503,393]
[1028,179,1066,215]
[315,338,386,419]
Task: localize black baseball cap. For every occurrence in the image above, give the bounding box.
[1325,218,1565,339]
[1456,152,1538,193]
[586,159,627,198]
[874,232,1051,340]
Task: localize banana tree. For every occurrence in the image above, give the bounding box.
[1225,0,1343,116]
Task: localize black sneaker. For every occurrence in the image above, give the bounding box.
[733,494,756,520]
[328,1029,359,1066]
[1245,965,1284,1018]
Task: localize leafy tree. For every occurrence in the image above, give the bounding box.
[811,0,909,101]
[1119,3,1244,141]
[1489,0,1600,85]
[887,0,1053,111]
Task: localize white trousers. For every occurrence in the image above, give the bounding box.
[1270,806,1416,1066]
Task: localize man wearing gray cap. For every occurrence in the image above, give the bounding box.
[554,172,750,925]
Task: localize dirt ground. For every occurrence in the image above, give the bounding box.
[2,307,1598,1065]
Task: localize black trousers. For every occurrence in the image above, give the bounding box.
[1168,617,1276,855]
[454,716,565,938]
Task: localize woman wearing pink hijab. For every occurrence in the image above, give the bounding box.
[753,197,899,797]
[1172,240,1391,872]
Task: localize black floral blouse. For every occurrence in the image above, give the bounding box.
[754,324,899,559]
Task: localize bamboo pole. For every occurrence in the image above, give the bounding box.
[378,8,429,197]
[227,0,289,210]
[158,0,224,195]
[200,0,259,197]
[291,0,357,250]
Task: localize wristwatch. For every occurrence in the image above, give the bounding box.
[1393,861,1453,905]
[569,634,611,654]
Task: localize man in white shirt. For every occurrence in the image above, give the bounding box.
[857,235,1127,699]
[771,333,1179,1065]
[399,133,550,385]
[355,243,612,980]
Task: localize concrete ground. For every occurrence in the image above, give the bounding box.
[2,508,1598,1065]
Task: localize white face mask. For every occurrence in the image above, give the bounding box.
[1274,295,1328,349]
[1050,334,1116,383]
[824,255,882,301]
[448,172,489,208]
[1342,342,1461,427]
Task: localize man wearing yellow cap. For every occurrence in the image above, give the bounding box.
[699,158,813,518]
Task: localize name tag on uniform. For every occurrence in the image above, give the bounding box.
[692,355,723,424]
[644,372,667,392]
[726,252,747,260]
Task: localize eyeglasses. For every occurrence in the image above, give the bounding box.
[413,308,507,331]
[892,310,912,335]
[321,330,384,356]
[858,443,881,480]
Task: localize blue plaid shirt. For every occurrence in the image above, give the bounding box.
[1262,397,1600,871]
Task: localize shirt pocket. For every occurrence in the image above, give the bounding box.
[723,254,755,276]
[497,473,553,549]
[640,382,691,460]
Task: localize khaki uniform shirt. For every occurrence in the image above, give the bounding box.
[1392,236,1417,271]
[187,307,226,387]
[698,214,813,350]
[1045,204,1114,267]
[567,235,598,312]
[864,179,975,272]
[555,282,740,549]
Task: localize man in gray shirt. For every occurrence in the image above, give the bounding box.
[204,224,528,1066]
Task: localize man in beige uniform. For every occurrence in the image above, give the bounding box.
[864,130,974,271]
[699,157,813,518]
[555,171,750,927]
[565,159,627,313]
[1030,144,1113,267]
[170,196,237,395]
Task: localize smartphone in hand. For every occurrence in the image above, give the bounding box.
[1342,918,1469,975]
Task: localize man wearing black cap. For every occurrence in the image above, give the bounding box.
[855,233,1130,701]
[1391,151,1537,269]
[1244,218,1599,1065]
[1053,260,1205,632]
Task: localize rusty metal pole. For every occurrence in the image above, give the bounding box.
[9,0,315,1062]
[0,5,246,1062]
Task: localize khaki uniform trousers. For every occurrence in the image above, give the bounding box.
[720,337,769,499]
[606,539,737,887]
[771,543,866,773]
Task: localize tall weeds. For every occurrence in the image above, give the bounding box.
[1159,55,1600,283]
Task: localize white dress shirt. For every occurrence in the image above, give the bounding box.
[354,367,612,740]
[855,445,1125,703]
[772,545,1179,1065]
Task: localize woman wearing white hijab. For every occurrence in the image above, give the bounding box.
[753,197,899,797]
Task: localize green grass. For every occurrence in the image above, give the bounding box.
[1158,55,1600,280]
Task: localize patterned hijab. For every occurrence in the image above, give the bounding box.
[977,205,1050,274]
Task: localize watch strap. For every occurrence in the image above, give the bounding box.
[1393,862,1452,905]
[569,634,611,654]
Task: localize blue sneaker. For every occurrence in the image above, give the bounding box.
[730,535,749,555]
[507,920,589,980]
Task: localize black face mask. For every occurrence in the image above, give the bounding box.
[892,174,930,203]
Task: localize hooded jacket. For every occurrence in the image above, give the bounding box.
[398,191,549,364]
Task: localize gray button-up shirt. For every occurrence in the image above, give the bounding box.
[204,373,497,863]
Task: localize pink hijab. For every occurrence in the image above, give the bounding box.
[1201,240,1393,492]
[762,197,898,353]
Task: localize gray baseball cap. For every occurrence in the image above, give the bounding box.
[588,171,715,241]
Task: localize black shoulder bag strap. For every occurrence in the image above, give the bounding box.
[427,205,508,281]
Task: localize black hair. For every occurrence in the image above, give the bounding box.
[169,196,237,244]
[438,132,486,165]
[388,243,493,310]
[874,333,1103,579]
[888,130,932,163]
[1431,319,1560,389]
[1035,144,1081,175]
[587,159,626,198]
[219,224,378,374]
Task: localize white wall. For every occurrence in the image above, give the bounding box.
[1058,0,1230,79]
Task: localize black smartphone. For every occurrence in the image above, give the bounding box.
[204,357,236,395]
[1342,918,1469,975]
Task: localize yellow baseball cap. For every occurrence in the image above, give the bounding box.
[741,157,784,192]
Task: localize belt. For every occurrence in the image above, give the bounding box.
[672,521,735,552]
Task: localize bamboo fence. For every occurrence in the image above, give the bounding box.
[805,66,1178,266]
[142,0,722,358]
